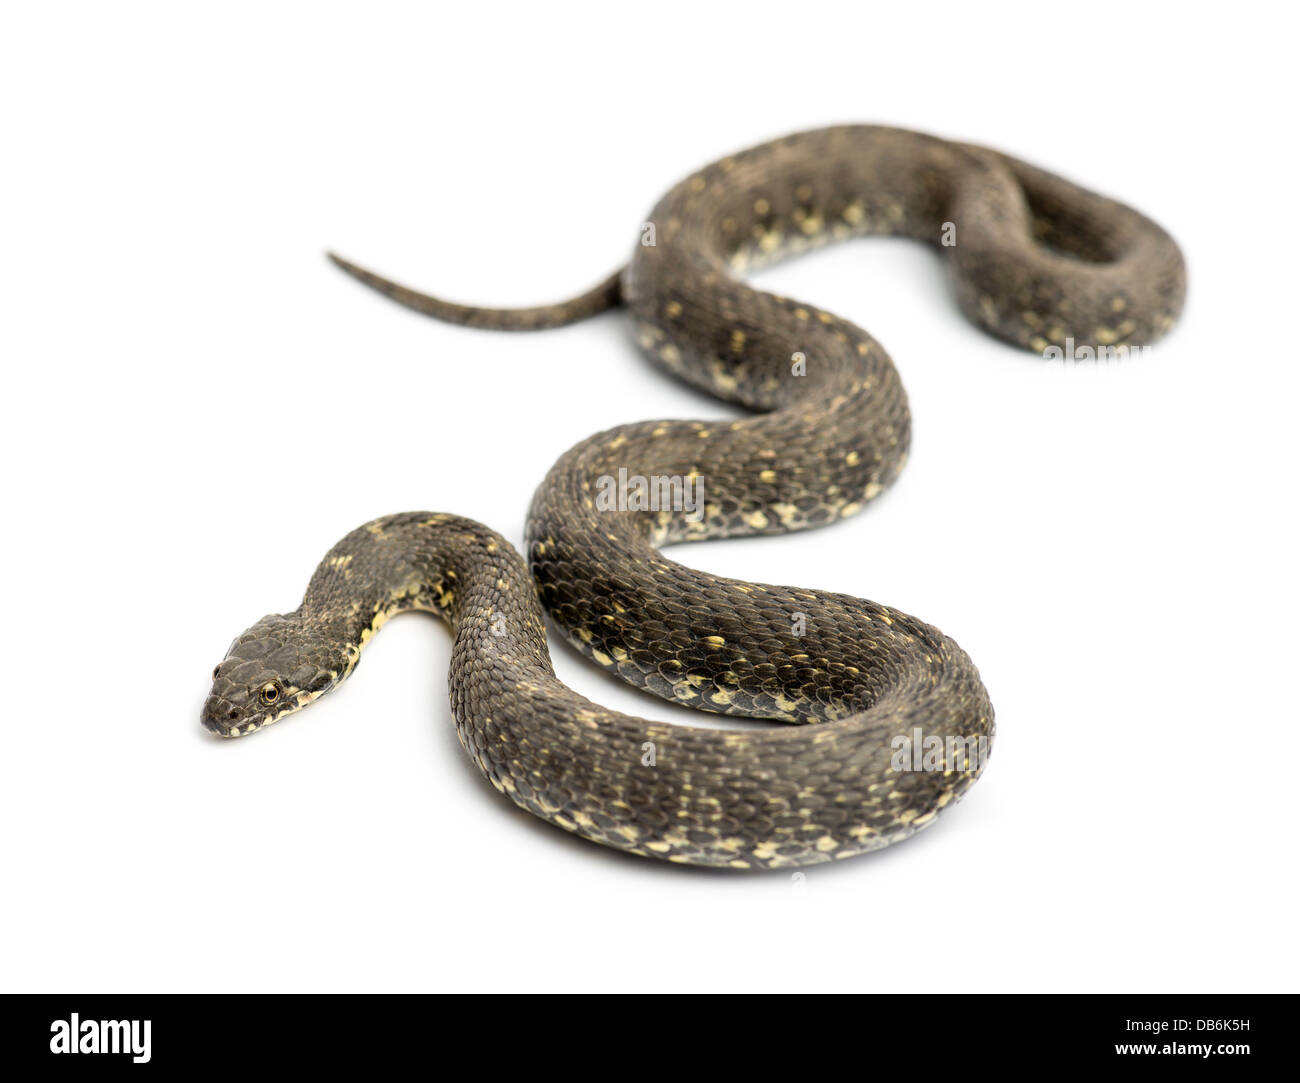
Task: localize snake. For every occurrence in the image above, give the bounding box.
[203,125,1185,869]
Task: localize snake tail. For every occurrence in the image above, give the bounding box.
[326,252,623,330]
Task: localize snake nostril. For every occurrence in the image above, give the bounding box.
[227,709,239,720]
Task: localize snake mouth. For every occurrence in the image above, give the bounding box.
[202,710,276,739]
[201,689,321,738]
[200,703,262,738]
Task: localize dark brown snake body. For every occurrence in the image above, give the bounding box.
[203,126,1185,868]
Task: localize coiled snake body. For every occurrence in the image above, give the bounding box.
[204,126,1185,868]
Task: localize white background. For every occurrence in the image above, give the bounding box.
[2,2,1295,994]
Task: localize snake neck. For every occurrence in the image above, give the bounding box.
[300,512,552,681]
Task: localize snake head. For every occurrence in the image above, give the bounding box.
[202,614,349,737]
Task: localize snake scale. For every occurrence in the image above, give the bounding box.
[203,126,1185,869]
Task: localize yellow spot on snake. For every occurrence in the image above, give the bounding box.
[759,469,776,483]
[754,197,770,215]
[772,503,800,524]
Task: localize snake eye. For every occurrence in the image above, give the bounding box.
[212,665,220,680]
[259,683,280,706]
